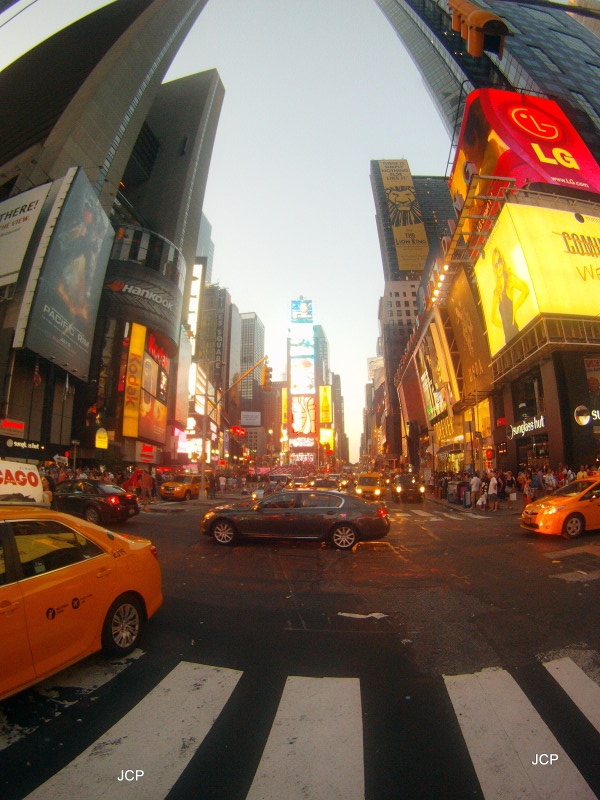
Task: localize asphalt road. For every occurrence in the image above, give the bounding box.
[1,495,599,799]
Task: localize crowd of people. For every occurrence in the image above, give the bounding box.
[434,463,598,511]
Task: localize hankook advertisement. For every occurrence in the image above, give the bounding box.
[475,203,600,356]
[104,261,183,346]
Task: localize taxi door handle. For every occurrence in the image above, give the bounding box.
[0,598,20,615]
[96,566,112,578]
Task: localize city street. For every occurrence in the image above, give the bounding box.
[1,494,600,799]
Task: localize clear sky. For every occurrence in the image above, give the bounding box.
[0,0,451,462]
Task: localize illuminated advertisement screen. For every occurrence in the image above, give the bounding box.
[475,203,600,356]
[290,355,315,395]
[122,324,170,444]
[24,169,114,378]
[289,336,314,357]
[446,269,494,397]
[416,331,447,422]
[291,395,316,435]
[377,160,429,271]
[319,385,332,424]
[291,298,313,323]
[449,89,600,235]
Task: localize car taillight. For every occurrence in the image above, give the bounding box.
[108,495,120,506]
[150,545,158,559]
[377,507,388,518]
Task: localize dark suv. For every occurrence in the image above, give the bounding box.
[392,474,426,503]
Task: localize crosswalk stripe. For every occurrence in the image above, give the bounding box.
[246,676,364,800]
[543,656,600,734]
[444,666,596,799]
[24,661,242,800]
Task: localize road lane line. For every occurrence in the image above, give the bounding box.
[444,667,595,799]
[543,656,600,734]
[246,675,364,800]
[24,661,242,800]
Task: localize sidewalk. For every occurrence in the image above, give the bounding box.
[428,492,522,516]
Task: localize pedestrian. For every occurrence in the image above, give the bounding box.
[522,475,533,509]
[469,472,481,511]
[505,470,516,509]
[219,474,226,495]
[488,470,499,511]
[140,469,153,506]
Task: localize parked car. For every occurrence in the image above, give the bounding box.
[0,505,162,701]
[201,489,390,550]
[392,473,426,503]
[159,474,205,501]
[354,472,385,501]
[52,479,140,524]
[521,476,600,538]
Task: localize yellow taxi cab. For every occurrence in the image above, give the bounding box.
[520,475,600,539]
[354,472,385,500]
[159,473,205,501]
[0,460,162,702]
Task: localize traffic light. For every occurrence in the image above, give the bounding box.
[261,363,273,391]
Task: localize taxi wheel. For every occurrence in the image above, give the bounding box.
[184,491,191,501]
[562,513,585,539]
[212,520,237,545]
[102,594,144,655]
[84,505,102,525]
[330,524,358,550]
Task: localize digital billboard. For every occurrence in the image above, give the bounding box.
[449,89,600,235]
[446,269,494,397]
[122,323,169,445]
[377,160,429,271]
[23,169,114,378]
[0,183,51,287]
[291,395,316,435]
[290,356,315,395]
[474,203,600,356]
[291,298,313,323]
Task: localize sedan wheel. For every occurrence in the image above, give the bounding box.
[562,513,585,539]
[102,594,144,655]
[331,524,358,550]
[212,520,236,545]
[84,505,102,525]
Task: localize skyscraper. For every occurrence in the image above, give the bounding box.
[370,160,454,461]
[240,312,265,413]
[0,0,225,466]
[373,0,600,161]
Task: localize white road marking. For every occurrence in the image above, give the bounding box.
[444,665,595,799]
[246,676,364,800]
[24,661,242,800]
[543,656,600,734]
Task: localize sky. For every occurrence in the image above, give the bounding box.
[0,0,451,463]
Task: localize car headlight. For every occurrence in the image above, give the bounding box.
[543,506,565,515]
[395,486,401,493]
[419,485,425,493]
[374,488,381,495]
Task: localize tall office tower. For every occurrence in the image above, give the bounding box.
[312,325,331,387]
[196,285,233,393]
[196,213,215,285]
[240,313,265,413]
[372,0,600,161]
[370,159,453,461]
[0,0,226,466]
